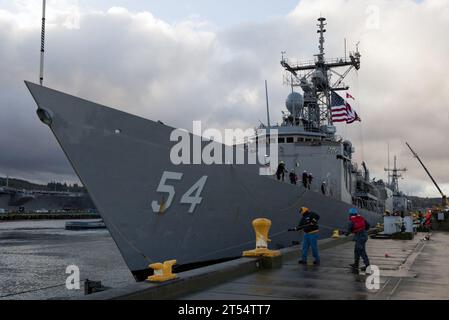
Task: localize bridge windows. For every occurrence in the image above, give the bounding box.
[277,136,322,144]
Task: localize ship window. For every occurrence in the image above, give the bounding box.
[286,137,294,143]
[305,138,311,142]
[298,137,304,142]
[278,137,285,143]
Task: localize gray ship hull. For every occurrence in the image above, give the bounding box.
[25,81,381,279]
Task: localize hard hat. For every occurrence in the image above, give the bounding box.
[300,207,309,214]
[280,161,285,164]
[349,208,358,215]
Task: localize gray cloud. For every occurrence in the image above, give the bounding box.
[0,0,448,196]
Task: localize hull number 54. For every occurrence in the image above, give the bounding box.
[151,171,208,214]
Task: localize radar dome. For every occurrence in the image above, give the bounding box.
[285,92,304,117]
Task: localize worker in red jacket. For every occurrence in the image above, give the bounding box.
[424,210,432,231]
[347,208,370,272]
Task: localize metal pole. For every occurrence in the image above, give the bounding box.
[39,0,46,86]
[406,142,445,198]
[265,80,271,128]
[394,156,398,191]
[387,143,390,185]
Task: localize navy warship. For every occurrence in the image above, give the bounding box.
[26,17,390,280]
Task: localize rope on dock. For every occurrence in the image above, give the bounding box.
[0,279,87,299]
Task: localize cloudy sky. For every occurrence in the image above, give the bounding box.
[0,0,448,197]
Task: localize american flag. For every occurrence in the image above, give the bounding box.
[331,91,361,124]
[346,101,361,123]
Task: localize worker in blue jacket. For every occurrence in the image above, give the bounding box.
[289,207,320,265]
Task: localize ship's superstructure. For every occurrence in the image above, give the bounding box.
[257,17,389,214]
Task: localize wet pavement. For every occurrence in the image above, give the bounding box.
[182,232,449,300]
[0,220,134,300]
[2,220,449,300]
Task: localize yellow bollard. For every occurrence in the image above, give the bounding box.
[147,260,177,282]
[242,218,281,258]
[332,229,340,238]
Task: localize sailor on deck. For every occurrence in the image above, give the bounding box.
[308,173,313,190]
[289,169,298,185]
[302,171,308,188]
[321,181,327,195]
[276,161,287,181]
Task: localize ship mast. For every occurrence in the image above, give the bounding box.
[317,17,326,62]
[280,17,361,134]
[384,156,407,193]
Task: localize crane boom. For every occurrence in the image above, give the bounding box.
[406,142,447,206]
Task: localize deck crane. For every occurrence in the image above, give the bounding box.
[406,142,447,207]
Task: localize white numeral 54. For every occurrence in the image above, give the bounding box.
[151,171,208,214]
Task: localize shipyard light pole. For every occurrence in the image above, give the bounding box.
[39,0,46,86]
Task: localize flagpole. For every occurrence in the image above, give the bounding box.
[39,0,46,86]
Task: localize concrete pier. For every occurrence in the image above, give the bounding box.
[84,232,449,300]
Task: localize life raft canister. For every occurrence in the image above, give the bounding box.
[350,215,366,233]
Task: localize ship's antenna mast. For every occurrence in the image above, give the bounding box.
[280,17,361,133]
[39,0,46,86]
[265,80,271,128]
[317,17,327,62]
[384,156,407,193]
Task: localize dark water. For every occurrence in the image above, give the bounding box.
[0,220,135,300]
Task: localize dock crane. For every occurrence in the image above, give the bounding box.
[406,142,447,207]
